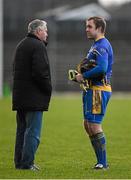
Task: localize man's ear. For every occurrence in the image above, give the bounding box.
[98,26,102,33]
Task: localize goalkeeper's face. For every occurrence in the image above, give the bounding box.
[86,20,101,40]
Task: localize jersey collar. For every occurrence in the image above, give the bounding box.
[95,35,105,42]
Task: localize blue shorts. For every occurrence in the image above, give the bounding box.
[82,89,111,124]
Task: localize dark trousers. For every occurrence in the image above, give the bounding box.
[14,110,43,168]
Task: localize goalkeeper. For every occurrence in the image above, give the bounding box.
[75,17,113,170]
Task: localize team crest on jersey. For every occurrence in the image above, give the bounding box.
[100,48,106,53]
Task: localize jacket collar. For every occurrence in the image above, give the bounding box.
[27,33,48,46]
[27,33,40,40]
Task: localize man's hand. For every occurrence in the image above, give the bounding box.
[75,73,84,83]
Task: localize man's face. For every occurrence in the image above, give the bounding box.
[38,25,48,42]
[86,19,99,40]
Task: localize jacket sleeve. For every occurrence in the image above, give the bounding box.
[31,42,52,94]
[83,46,108,79]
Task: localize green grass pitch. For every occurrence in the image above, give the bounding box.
[0,94,131,179]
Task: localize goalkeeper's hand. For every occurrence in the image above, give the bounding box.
[68,69,78,82]
[68,69,89,92]
[75,73,84,83]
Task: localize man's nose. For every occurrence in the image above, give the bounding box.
[86,28,88,32]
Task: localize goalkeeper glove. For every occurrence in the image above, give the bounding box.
[68,69,78,82]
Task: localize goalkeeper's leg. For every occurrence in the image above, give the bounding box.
[82,90,111,169]
[84,121,107,168]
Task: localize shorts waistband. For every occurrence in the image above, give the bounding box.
[90,85,112,92]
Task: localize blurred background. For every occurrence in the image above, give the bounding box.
[1,0,131,97]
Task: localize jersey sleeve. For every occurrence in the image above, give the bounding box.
[83,46,108,79]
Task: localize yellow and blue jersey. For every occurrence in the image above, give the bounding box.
[83,37,113,92]
[82,37,113,123]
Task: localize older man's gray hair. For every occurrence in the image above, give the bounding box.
[28,19,47,34]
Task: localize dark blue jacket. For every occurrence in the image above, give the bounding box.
[12,33,52,111]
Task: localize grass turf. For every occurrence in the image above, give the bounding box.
[0,94,131,179]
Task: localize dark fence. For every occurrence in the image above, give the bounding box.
[4,18,131,92]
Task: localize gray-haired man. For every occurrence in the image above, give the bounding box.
[12,19,52,170]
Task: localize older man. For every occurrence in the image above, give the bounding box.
[12,19,52,170]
